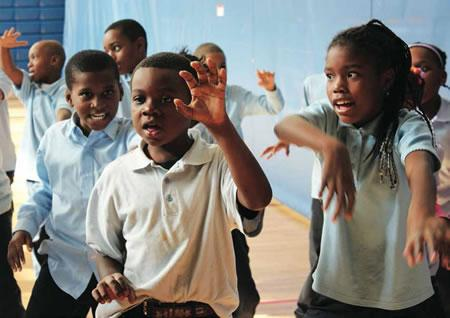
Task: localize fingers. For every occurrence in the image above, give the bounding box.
[8,242,25,272]
[190,61,208,85]
[173,99,194,120]
[260,146,276,159]
[178,70,197,91]
[92,274,135,304]
[403,236,424,267]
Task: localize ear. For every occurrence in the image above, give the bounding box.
[441,70,447,86]
[50,55,59,66]
[118,82,124,101]
[135,36,146,55]
[65,88,73,106]
[381,68,395,92]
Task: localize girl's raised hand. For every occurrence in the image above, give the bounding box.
[175,59,227,129]
[0,27,28,48]
[261,141,290,159]
[319,138,356,222]
[92,273,136,304]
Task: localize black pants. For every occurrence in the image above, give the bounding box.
[304,293,444,318]
[232,229,260,318]
[25,262,97,318]
[0,209,25,318]
[296,199,323,318]
[434,267,450,317]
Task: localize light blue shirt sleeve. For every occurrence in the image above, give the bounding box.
[15,140,52,237]
[298,100,338,134]
[228,85,284,118]
[396,110,440,171]
[12,70,33,105]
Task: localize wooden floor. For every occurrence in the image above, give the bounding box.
[7,97,311,317]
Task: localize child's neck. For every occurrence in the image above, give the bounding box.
[146,134,194,169]
[421,95,441,120]
[38,72,60,85]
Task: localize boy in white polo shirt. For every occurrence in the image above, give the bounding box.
[86,52,272,318]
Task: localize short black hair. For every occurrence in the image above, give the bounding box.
[105,19,148,51]
[132,52,197,88]
[65,50,120,89]
[194,42,224,58]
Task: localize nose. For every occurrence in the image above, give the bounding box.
[141,98,161,116]
[332,76,347,93]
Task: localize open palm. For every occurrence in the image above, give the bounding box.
[0,28,28,48]
[175,59,227,128]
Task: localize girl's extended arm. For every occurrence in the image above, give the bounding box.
[274,115,356,221]
[403,150,447,267]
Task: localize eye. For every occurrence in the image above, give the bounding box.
[420,66,429,72]
[161,96,173,104]
[103,89,114,97]
[325,73,334,80]
[79,91,92,99]
[132,95,145,105]
[113,45,121,52]
[347,71,358,78]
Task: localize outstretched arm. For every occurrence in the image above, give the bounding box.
[175,59,272,211]
[274,115,355,221]
[0,28,28,87]
[403,150,448,267]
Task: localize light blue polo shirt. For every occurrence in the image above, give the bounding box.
[14,114,137,298]
[13,70,72,181]
[116,74,132,118]
[300,102,439,310]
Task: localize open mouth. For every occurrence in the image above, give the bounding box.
[143,122,162,138]
[90,113,106,120]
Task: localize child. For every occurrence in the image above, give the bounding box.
[193,42,283,317]
[0,151,24,318]
[409,42,450,317]
[0,70,17,184]
[267,20,448,317]
[103,19,148,118]
[7,50,137,317]
[86,52,272,318]
[0,27,72,196]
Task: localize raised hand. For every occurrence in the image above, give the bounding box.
[92,273,136,304]
[257,70,275,91]
[261,141,290,159]
[7,230,33,272]
[175,59,227,129]
[319,139,356,222]
[0,27,28,49]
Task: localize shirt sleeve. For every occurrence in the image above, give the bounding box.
[298,101,337,134]
[14,138,52,237]
[230,85,285,118]
[0,70,12,98]
[218,151,243,232]
[86,168,125,263]
[397,110,440,171]
[54,84,72,112]
[12,70,32,105]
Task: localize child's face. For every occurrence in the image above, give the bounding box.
[203,52,226,69]
[103,29,144,75]
[410,47,447,104]
[28,42,54,83]
[131,67,191,148]
[65,69,122,135]
[325,45,390,126]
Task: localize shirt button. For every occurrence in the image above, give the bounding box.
[167,194,173,202]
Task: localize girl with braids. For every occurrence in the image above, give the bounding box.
[409,42,450,317]
[265,20,448,317]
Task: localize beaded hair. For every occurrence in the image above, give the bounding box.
[328,20,435,189]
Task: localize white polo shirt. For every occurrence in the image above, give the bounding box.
[86,132,243,318]
[0,70,16,172]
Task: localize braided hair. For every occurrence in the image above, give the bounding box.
[328,19,434,189]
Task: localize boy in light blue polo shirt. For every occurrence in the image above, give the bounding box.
[0,28,72,196]
[7,50,137,317]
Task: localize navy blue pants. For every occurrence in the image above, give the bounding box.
[0,209,25,318]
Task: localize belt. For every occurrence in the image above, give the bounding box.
[142,299,218,318]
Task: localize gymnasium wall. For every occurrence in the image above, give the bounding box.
[63,0,450,216]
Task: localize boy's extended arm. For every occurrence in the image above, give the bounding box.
[176,60,271,211]
[403,150,446,267]
[0,28,27,87]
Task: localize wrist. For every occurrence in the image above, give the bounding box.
[207,116,234,139]
[266,84,276,92]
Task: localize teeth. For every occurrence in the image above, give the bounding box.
[91,113,106,120]
[336,101,352,106]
